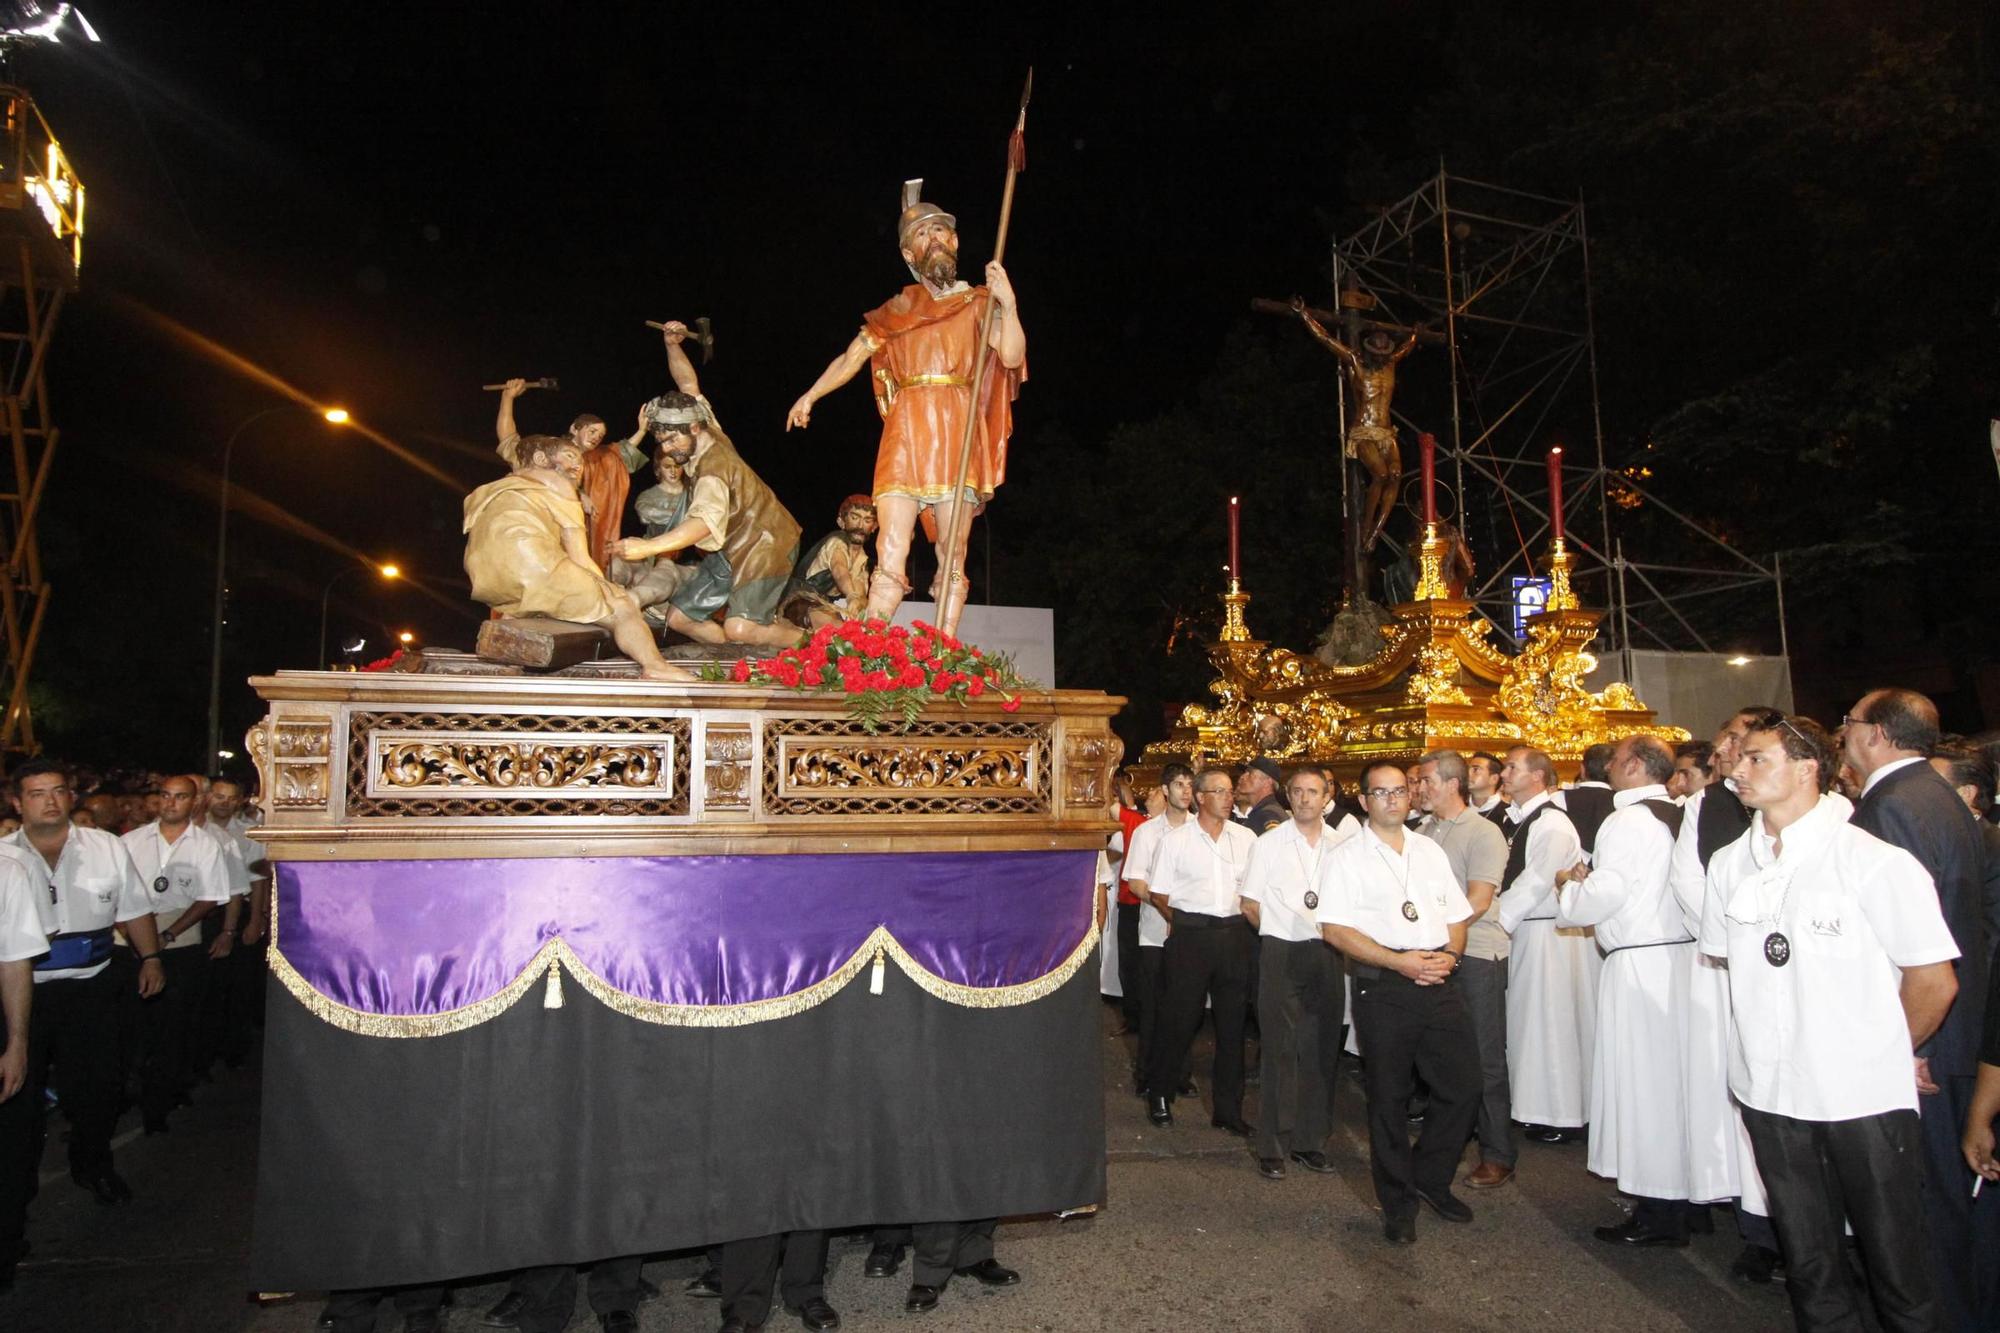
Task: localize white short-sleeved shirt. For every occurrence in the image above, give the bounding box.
[0,855,48,963]
[1316,823,1473,951]
[121,821,234,950]
[1148,818,1258,919]
[204,819,262,898]
[1700,794,1960,1121]
[1122,812,1185,946]
[1242,815,1361,942]
[2,825,151,981]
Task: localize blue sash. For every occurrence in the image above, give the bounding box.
[35,927,113,973]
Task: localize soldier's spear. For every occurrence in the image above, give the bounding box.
[937,69,1033,628]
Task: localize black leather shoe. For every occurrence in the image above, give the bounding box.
[905,1283,942,1313]
[1593,1218,1688,1248]
[1211,1115,1256,1137]
[70,1167,131,1205]
[1383,1213,1417,1245]
[1257,1157,1286,1180]
[1289,1150,1335,1174]
[1528,1125,1580,1144]
[955,1259,1019,1287]
[597,1312,638,1333]
[1687,1204,1715,1235]
[864,1241,904,1277]
[684,1269,722,1298]
[1730,1243,1781,1284]
[785,1296,839,1330]
[1415,1187,1472,1223]
[1147,1095,1172,1127]
[1176,1077,1198,1096]
[484,1290,531,1325]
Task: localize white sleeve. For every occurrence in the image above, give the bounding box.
[1698,856,1730,959]
[0,858,47,962]
[110,841,152,925]
[1442,873,1475,926]
[1559,811,1645,928]
[1315,843,1363,929]
[1856,841,1962,968]
[1123,821,1159,891]
[218,837,253,899]
[193,840,233,905]
[1240,835,1272,906]
[1669,793,1709,936]
[1496,813,1580,932]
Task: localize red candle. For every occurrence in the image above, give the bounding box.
[1548,447,1565,542]
[1419,433,1438,525]
[1228,495,1241,583]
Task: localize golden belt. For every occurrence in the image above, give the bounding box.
[896,374,972,389]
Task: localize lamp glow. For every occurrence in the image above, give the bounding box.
[323,408,351,424]
[379,564,400,579]
[1727,654,1752,667]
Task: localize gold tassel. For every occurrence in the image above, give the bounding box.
[543,957,564,1009]
[868,946,886,996]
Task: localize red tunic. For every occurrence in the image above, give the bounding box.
[862,283,1026,506]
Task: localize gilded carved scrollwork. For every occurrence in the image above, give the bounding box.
[267,718,334,810]
[1062,730,1125,808]
[703,723,754,814]
[762,716,1052,817]
[378,741,665,791]
[347,712,692,818]
[787,744,1030,792]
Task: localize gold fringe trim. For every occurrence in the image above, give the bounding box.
[268,911,1101,1038]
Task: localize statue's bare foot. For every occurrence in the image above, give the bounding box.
[640,662,695,682]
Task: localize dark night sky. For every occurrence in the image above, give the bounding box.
[9,2,1997,765]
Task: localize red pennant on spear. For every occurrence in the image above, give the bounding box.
[937,69,1033,632]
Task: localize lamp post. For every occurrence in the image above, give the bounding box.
[317,562,401,668]
[207,404,351,775]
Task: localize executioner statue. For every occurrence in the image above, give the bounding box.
[786,181,1027,636]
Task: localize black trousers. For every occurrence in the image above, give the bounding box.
[320,1285,444,1333]
[0,967,125,1273]
[138,947,207,1124]
[510,1255,647,1332]
[1254,935,1343,1162]
[1914,1074,2000,1332]
[1147,913,1252,1119]
[718,1228,828,1326]
[1742,1105,1934,1333]
[1455,954,1514,1168]
[1114,901,1142,1030]
[1130,944,1187,1087]
[1351,968,1479,1221]
[911,1217,996,1288]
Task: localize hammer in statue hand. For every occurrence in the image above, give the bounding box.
[645,317,714,365]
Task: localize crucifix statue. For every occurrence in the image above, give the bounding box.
[1289,294,1423,553]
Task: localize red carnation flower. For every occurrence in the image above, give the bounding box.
[730,660,752,682]
[1000,696,1021,713]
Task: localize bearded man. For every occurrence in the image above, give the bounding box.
[786,185,1026,635]
[785,495,877,627]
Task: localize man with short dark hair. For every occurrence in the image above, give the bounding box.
[1560,743,1617,852]
[0,759,163,1242]
[1317,760,1480,1245]
[1240,766,1359,1179]
[1555,736,1696,1246]
[1670,741,1714,801]
[1465,752,1507,826]
[1844,687,1998,1327]
[1144,767,1258,1134]
[1708,713,1961,1331]
[1417,750,1514,1188]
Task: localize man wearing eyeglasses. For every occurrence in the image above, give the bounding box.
[1144,767,1259,1134]
[1844,688,1997,1328]
[120,775,233,1136]
[0,759,162,1246]
[1316,760,1480,1244]
[1552,735,1696,1247]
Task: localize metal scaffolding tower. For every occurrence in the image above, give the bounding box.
[1330,168,1782,667]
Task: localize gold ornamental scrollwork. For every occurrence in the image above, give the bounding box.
[270,719,334,810]
[377,740,666,792]
[703,722,754,814]
[1404,640,1472,706]
[1062,730,1125,809]
[785,743,1031,793]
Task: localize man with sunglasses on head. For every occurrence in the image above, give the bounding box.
[1706,713,1960,1332]
[1844,688,1998,1329]
[1316,760,1480,1245]
[119,775,233,1135]
[0,758,163,1258]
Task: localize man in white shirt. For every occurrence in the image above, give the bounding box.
[0,853,46,1293]
[0,759,163,1237]
[1317,760,1480,1245]
[121,775,233,1135]
[1143,767,1259,1134]
[1553,735,1696,1246]
[1465,751,1508,827]
[1704,713,1959,1331]
[195,776,263,1074]
[1121,765,1194,1100]
[1240,766,1359,1179]
[1492,746,1595,1144]
[1417,751,1514,1189]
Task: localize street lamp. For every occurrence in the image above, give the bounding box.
[207,403,352,775]
[398,631,415,644]
[318,562,401,668]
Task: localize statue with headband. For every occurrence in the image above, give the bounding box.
[785,180,1027,635]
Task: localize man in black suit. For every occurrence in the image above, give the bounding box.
[1845,687,1999,1330]
[1930,742,2000,952]
[1559,743,1617,853]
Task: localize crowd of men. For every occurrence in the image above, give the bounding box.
[1105,690,2000,1333]
[0,763,268,1295]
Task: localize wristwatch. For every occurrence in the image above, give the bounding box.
[160,928,176,945]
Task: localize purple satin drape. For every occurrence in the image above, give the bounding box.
[277,851,1095,1017]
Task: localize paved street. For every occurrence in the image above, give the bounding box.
[5,999,1792,1332]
